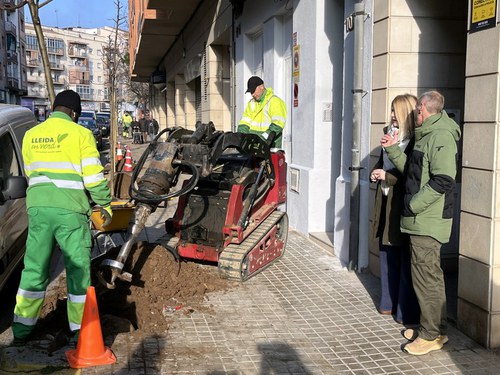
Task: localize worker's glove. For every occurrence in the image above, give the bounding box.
[100,205,113,228]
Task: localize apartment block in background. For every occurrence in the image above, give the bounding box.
[0,1,27,104]
[23,23,128,118]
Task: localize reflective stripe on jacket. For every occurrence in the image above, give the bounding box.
[22,111,111,215]
[240,87,286,132]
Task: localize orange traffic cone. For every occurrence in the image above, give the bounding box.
[116,142,123,161]
[66,286,116,369]
[123,146,133,172]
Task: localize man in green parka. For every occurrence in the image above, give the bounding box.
[381,90,461,356]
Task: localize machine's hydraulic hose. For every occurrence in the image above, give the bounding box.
[129,160,200,203]
[100,128,197,289]
[238,160,267,229]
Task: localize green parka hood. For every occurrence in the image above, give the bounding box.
[415,111,461,142]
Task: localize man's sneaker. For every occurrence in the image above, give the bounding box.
[9,336,27,347]
[402,328,418,341]
[438,335,449,345]
[403,329,449,345]
[403,337,443,356]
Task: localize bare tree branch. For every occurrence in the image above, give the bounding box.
[38,0,54,8]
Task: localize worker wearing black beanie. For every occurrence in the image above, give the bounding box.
[12,89,112,346]
[53,89,82,119]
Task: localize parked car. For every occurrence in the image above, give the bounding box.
[0,105,37,291]
[78,117,103,150]
[96,112,110,121]
[80,110,96,119]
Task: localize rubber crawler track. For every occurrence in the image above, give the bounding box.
[218,210,288,281]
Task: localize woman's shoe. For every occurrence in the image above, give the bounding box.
[377,308,392,315]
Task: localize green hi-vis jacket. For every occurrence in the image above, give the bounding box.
[238,88,286,148]
[385,111,461,244]
[22,112,111,216]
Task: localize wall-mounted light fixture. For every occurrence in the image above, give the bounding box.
[151,69,166,90]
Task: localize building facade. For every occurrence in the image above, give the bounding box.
[129,0,500,348]
[23,23,128,118]
[0,1,27,104]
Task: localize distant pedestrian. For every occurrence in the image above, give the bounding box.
[139,113,148,143]
[382,90,461,355]
[121,111,132,138]
[132,118,142,144]
[147,116,159,141]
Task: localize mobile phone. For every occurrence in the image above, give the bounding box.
[388,124,398,137]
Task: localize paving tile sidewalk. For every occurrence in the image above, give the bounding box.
[2,229,500,374]
[1,137,500,374]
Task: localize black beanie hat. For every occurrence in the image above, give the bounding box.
[53,90,82,115]
[245,76,264,94]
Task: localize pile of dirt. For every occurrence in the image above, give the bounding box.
[37,242,236,339]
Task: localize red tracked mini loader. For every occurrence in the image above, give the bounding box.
[98,122,288,288]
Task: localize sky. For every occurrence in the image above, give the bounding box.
[25,0,127,29]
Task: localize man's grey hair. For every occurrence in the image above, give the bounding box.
[419,91,444,114]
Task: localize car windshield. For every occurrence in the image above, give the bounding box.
[80,111,95,119]
[97,112,110,119]
[96,116,110,124]
[78,117,97,129]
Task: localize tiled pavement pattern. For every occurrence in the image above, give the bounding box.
[1,138,500,373]
[3,230,499,374]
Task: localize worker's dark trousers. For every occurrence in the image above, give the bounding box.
[409,235,447,341]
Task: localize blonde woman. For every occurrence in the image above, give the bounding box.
[370,94,419,325]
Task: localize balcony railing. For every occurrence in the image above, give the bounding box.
[26,43,38,51]
[7,77,19,89]
[2,0,16,9]
[69,65,89,73]
[6,50,18,61]
[47,47,64,55]
[79,93,92,100]
[68,48,88,58]
[28,87,45,97]
[5,21,16,35]
[27,58,40,67]
[50,62,64,70]
[27,75,39,83]
[69,78,90,85]
[53,77,66,85]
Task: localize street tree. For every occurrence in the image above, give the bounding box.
[102,0,128,196]
[127,80,150,111]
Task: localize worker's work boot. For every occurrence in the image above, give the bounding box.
[403,336,445,355]
[9,336,27,347]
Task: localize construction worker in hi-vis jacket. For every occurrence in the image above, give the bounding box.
[11,90,113,346]
[238,76,287,149]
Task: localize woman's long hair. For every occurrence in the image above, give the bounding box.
[391,94,417,141]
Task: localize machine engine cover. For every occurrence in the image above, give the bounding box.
[180,190,230,249]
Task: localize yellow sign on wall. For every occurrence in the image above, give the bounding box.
[293,45,300,83]
[470,0,497,32]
